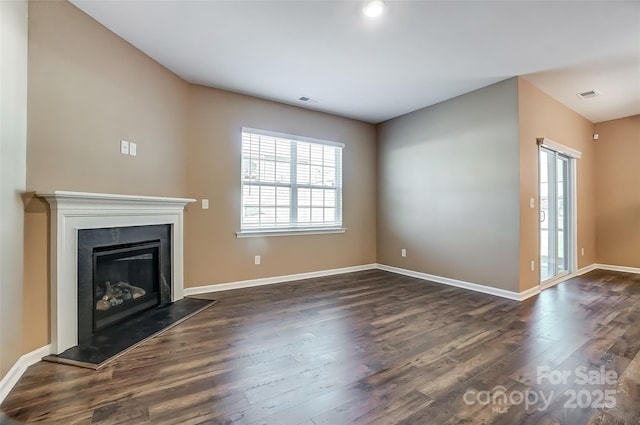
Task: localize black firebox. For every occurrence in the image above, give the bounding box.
[92,241,161,333]
[77,225,172,343]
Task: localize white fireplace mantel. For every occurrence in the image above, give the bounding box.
[37,191,196,354]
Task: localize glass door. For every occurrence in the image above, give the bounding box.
[540,147,571,283]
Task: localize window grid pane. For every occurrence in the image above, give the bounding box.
[241,129,342,230]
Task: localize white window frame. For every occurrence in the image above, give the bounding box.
[237,127,346,238]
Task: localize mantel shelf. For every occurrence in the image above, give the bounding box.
[36,191,196,210]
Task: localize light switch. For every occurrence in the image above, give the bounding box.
[529,198,535,209]
[120,140,129,155]
[129,142,137,156]
[202,199,209,209]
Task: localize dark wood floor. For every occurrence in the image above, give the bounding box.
[2,269,640,424]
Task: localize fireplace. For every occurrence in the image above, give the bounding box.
[38,191,195,354]
[77,224,171,342]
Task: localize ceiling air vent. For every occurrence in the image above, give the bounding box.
[576,89,600,99]
[298,96,311,102]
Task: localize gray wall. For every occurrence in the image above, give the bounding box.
[377,78,520,292]
[0,0,27,377]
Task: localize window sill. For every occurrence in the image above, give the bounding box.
[236,227,347,238]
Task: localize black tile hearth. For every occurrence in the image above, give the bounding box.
[44,297,216,369]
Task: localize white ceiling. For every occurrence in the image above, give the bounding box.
[71,0,640,124]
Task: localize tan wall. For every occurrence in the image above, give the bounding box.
[23,201,49,353]
[185,85,377,286]
[24,0,189,352]
[27,0,189,196]
[594,115,640,268]
[377,78,521,292]
[517,77,596,292]
[1,0,28,378]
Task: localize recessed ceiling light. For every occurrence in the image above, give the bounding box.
[362,0,386,18]
[576,89,600,99]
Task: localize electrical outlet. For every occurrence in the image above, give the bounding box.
[529,198,535,209]
[202,199,209,209]
[531,260,535,271]
[401,248,407,257]
[129,142,137,156]
[581,248,585,256]
[120,140,129,155]
[254,255,261,265]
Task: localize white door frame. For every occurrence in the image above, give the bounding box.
[537,138,580,288]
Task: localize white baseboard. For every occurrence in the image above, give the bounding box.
[594,263,640,274]
[576,264,598,276]
[518,286,541,301]
[185,262,552,302]
[376,263,527,301]
[184,263,378,296]
[0,345,50,403]
[186,261,640,303]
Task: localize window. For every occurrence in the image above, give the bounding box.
[240,128,343,234]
